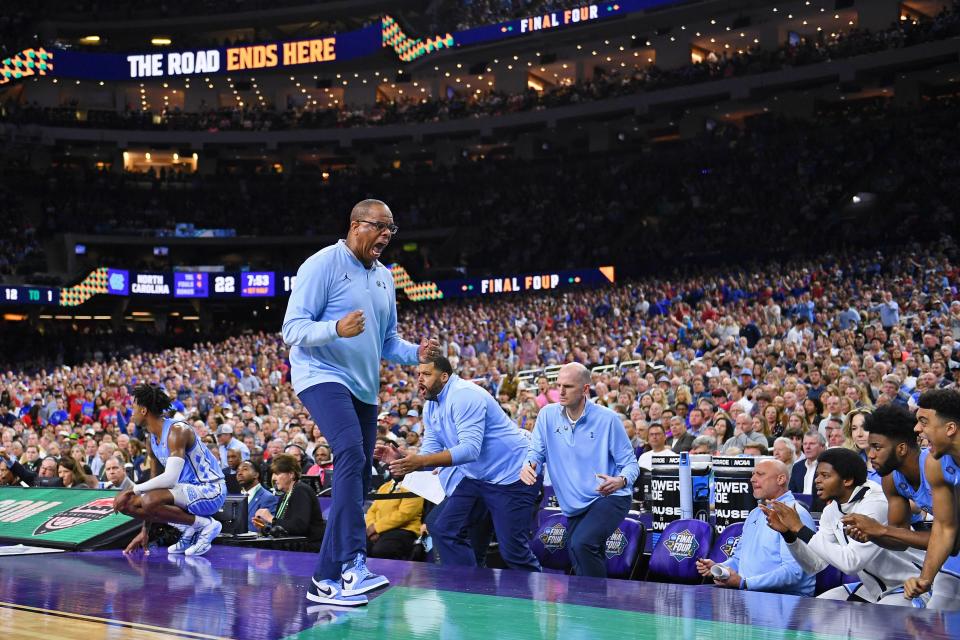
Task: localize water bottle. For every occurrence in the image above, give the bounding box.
[710,564,731,581]
[678,451,693,520]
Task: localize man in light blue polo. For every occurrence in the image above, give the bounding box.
[282,198,439,607]
[696,458,816,596]
[521,362,639,577]
[386,355,542,571]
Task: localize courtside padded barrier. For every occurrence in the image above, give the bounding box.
[0,487,140,551]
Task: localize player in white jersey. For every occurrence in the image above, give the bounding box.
[114,384,227,557]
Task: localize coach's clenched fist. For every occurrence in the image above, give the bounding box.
[336,310,365,337]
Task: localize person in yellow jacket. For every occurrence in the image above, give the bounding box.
[365,477,424,559]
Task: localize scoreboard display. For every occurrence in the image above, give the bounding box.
[1,265,613,307]
[2,286,58,305]
[173,272,209,298]
[240,272,275,297]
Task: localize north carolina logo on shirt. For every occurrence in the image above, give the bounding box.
[376,280,386,289]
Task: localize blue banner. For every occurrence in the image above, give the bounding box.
[48,24,381,82]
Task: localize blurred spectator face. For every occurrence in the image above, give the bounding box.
[267,439,283,457]
[882,380,898,397]
[57,464,73,486]
[98,443,112,462]
[688,408,704,429]
[39,458,58,478]
[772,440,794,464]
[825,395,841,415]
[0,460,13,486]
[104,457,125,485]
[236,461,258,486]
[25,445,39,462]
[743,445,764,457]
[47,443,60,458]
[647,426,667,450]
[736,413,753,434]
[284,445,302,462]
[117,434,130,453]
[826,423,845,447]
[802,434,823,462]
[226,448,242,470]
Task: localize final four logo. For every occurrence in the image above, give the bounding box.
[539,522,567,553]
[720,535,741,559]
[664,529,699,562]
[605,527,627,558]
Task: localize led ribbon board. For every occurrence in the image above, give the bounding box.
[2,265,614,306]
[0,48,53,86]
[1,1,690,84]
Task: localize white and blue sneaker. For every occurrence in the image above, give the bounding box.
[167,526,198,554]
[185,518,222,557]
[340,553,389,596]
[306,578,368,607]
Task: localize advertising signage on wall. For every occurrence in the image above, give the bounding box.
[49,26,381,82]
[438,267,615,298]
[0,2,688,85]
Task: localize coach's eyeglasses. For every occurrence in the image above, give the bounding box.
[357,220,399,235]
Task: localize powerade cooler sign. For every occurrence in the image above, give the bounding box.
[712,456,759,534]
[0,488,134,547]
[648,454,710,546]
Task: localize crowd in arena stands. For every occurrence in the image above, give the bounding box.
[4,5,960,134]
[1,89,957,283]
[0,242,957,497]
[0,196,43,277]
[1,240,958,590]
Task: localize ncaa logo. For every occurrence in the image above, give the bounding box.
[664,529,700,563]
[539,522,567,553]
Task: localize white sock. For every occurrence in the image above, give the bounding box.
[192,516,211,530]
[172,522,195,534]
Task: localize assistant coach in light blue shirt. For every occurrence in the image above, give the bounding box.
[697,458,816,596]
[386,355,542,571]
[522,363,639,577]
[282,199,439,606]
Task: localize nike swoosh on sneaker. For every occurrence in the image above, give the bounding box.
[343,575,356,586]
[311,578,336,595]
